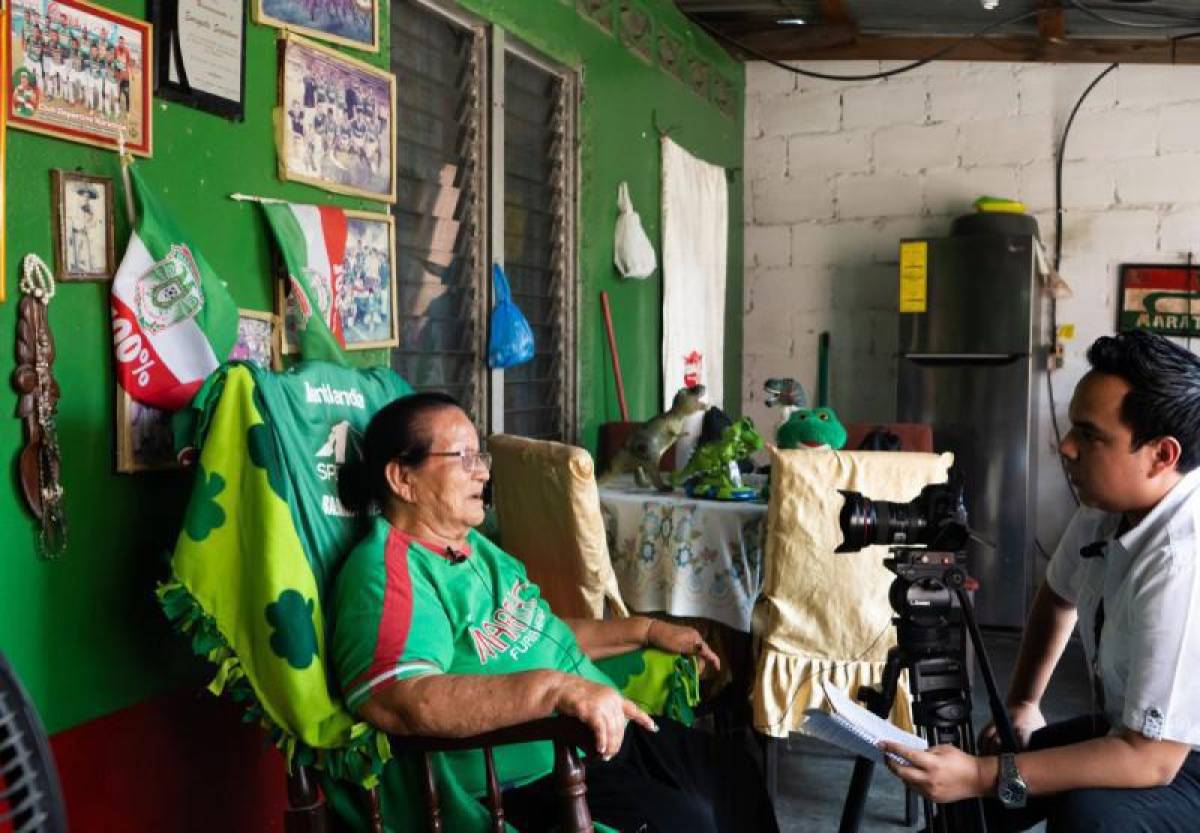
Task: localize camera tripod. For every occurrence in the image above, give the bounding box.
[837,548,1018,833]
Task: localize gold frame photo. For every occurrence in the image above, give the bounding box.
[229,308,282,370]
[115,387,180,473]
[7,0,153,156]
[0,1,7,302]
[254,0,377,54]
[275,33,395,202]
[277,208,398,353]
[50,169,116,281]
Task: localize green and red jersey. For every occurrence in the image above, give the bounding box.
[330,517,615,796]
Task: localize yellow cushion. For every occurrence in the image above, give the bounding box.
[488,434,628,620]
[753,447,954,737]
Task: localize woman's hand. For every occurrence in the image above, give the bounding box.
[553,675,657,760]
[643,619,721,671]
[978,701,1045,754]
[879,743,993,804]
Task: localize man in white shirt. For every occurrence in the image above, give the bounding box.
[882,330,1200,831]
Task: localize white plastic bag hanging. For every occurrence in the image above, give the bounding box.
[613,182,657,279]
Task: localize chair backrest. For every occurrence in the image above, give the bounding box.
[752,447,954,738]
[488,433,629,620]
[843,422,934,453]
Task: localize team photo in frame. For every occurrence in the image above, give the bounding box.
[277,208,398,353]
[50,168,115,281]
[254,0,377,54]
[115,387,178,473]
[8,0,153,156]
[276,33,395,202]
[230,308,282,369]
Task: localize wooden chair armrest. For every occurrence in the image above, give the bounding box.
[390,715,596,758]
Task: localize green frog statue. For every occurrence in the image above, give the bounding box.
[672,416,765,501]
[776,406,847,450]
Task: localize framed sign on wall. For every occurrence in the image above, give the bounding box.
[1119,263,1200,337]
[151,0,247,121]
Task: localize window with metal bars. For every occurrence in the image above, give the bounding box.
[390,0,488,419]
[389,0,578,442]
[501,50,576,441]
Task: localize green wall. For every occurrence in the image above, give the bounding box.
[0,0,742,735]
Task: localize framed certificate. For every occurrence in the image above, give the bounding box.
[151,0,246,120]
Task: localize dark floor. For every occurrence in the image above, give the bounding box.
[771,631,1093,833]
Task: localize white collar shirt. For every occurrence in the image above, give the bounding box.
[1044,467,1200,747]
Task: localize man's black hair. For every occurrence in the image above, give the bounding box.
[1086,330,1200,472]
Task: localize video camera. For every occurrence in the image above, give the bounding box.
[835,480,970,554]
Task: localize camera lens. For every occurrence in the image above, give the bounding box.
[835,492,929,552]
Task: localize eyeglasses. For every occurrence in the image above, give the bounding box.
[427,450,493,472]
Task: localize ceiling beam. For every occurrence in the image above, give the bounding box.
[717,29,1200,65]
[819,0,852,26]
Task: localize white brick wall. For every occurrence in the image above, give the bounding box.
[743,60,1200,548]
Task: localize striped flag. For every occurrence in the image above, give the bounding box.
[261,202,349,364]
[111,166,239,411]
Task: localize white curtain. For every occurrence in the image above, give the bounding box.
[661,137,728,458]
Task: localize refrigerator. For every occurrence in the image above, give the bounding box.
[896,232,1044,629]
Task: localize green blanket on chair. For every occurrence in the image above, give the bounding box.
[159,361,699,832]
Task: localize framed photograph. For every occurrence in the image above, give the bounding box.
[230,308,281,369]
[0,1,7,303]
[151,0,246,121]
[1118,263,1200,337]
[277,208,397,352]
[50,169,115,281]
[115,388,179,473]
[254,0,377,53]
[7,0,153,156]
[276,33,395,202]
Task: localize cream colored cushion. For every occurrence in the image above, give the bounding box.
[754,447,954,738]
[488,434,628,620]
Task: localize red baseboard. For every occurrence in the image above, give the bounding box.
[50,688,287,832]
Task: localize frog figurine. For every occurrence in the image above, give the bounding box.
[776,406,847,450]
[672,416,765,500]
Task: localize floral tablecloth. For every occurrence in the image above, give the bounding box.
[599,476,767,633]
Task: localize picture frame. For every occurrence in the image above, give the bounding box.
[115,387,180,473]
[151,0,247,121]
[50,169,116,281]
[277,208,398,352]
[1118,263,1200,337]
[230,308,282,370]
[7,0,153,156]
[254,0,377,54]
[0,1,7,303]
[276,33,396,202]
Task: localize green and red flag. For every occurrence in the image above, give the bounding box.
[261,202,350,364]
[111,165,240,410]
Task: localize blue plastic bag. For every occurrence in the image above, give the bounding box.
[487,263,535,369]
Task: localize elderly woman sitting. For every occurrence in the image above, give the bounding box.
[330,392,778,833]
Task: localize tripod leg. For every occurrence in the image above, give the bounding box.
[838,757,876,833]
[905,788,917,827]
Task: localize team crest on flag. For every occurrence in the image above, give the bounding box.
[111,165,239,411]
[135,245,205,335]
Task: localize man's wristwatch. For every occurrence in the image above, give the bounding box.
[996,753,1028,810]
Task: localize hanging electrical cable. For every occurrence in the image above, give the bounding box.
[1068,0,1200,30]
[1049,63,1119,509]
[692,9,1042,82]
